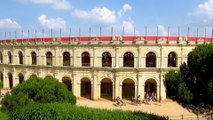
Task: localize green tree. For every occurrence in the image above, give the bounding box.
[177,83,193,105]
[164,70,183,100]
[1,76,76,111]
[188,43,213,105]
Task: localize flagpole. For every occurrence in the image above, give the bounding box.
[168,26,170,40]
[69,27,71,38]
[14,31,17,39]
[89,27,91,37]
[168,26,170,36]
[111,27,113,37]
[157,26,158,36]
[42,29,44,38]
[79,27,81,41]
[100,26,102,37]
[133,26,135,40]
[28,30,30,38]
[35,29,37,38]
[187,27,190,37]
[60,28,62,38]
[178,26,180,37]
[89,27,91,40]
[9,32,11,39]
[196,28,199,38]
[51,29,53,38]
[21,30,23,39]
[122,26,124,37]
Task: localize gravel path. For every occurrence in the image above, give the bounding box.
[77,98,206,119]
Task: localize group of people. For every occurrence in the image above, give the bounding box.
[115,96,126,106]
[144,92,156,105]
[130,95,142,105]
[115,93,157,106]
[115,95,142,106]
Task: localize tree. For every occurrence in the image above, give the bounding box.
[164,70,183,100]
[188,43,213,105]
[1,76,76,111]
[177,83,193,105]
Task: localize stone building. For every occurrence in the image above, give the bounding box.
[0,36,211,101]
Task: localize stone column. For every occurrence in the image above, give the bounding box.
[142,84,145,100]
[97,82,101,99]
[73,72,80,98]
[134,84,138,99]
[93,47,97,67]
[5,76,8,88]
[137,74,143,99]
[114,47,119,68]
[24,47,28,65]
[92,71,99,100]
[119,82,122,99]
[112,82,115,100]
[12,69,16,88]
[157,83,160,101]
[114,73,120,99]
[138,47,142,68]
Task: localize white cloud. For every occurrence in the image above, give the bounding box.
[190,0,213,19]
[158,25,168,36]
[0,19,21,29]
[19,0,71,10]
[72,7,117,25]
[118,4,132,17]
[38,14,67,30]
[71,3,132,26]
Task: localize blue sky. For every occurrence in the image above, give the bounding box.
[1,0,213,39]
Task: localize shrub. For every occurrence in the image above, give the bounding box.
[177,83,193,105]
[10,103,166,120]
[164,70,183,100]
[1,76,76,111]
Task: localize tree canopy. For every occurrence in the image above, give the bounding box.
[164,43,213,106]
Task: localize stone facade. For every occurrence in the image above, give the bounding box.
[0,36,210,101]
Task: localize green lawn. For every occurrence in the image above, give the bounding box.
[8,103,166,120]
[0,111,8,120]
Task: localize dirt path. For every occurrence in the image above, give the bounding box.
[77,98,206,120]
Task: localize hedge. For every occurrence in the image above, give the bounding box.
[1,76,76,111]
[10,103,166,120]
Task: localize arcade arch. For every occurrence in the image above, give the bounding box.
[62,76,72,91]
[81,77,91,99]
[100,78,113,100]
[122,78,135,99]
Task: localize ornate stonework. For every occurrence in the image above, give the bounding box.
[0,36,212,101]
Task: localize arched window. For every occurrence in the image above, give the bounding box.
[8,51,12,64]
[102,52,112,67]
[146,52,156,67]
[0,72,3,88]
[63,52,70,66]
[82,52,90,67]
[0,52,3,63]
[18,51,24,64]
[168,52,177,67]
[46,51,53,66]
[18,73,24,84]
[123,52,134,67]
[8,72,13,88]
[31,51,37,65]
